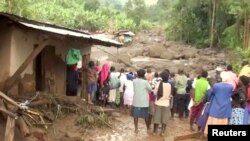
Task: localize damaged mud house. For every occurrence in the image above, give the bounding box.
[0,12,122,98]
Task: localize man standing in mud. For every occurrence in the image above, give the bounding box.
[131,69,152,134]
[174,69,188,120]
[189,70,210,131]
[87,61,98,105]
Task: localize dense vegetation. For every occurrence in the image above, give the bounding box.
[0,0,155,32]
[160,0,250,50]
[0,0,250,51]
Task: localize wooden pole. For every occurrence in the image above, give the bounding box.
[85,54,90,101]
[0,91,22,109]
[246,15,250,49]
[4,116,15,141]
[81,55,89,100]
[0,108,17,118]
[174,132,202,141]
[4,41,48,93]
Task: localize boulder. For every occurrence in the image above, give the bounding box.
[160,52,175,60]
[148,45,166,58]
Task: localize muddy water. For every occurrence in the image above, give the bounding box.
[82,114,199,141]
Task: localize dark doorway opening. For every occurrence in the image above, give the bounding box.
[35,48,43,91]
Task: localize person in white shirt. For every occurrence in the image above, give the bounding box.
[118,68,127,107]
[153,71,172,136]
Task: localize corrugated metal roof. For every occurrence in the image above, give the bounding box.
[91,34,122,45]
[20,22,91,38]
[0,12,123,47]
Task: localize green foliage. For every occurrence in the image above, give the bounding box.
[84,0,100,11]
[0,0,155,32]
[161,0,250,48]
[138,19,154,30]
[124,0,148,26]
[165,0,210,47]
[232,47,250,73]
[222,24,243,48]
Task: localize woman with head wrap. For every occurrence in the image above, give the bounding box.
[204,72,234,136]
[123,74,134,108]
[66,64,79,96]
[97,64,110,106]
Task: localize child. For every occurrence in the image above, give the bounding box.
[229,93,245,125]
[149,72,161,129]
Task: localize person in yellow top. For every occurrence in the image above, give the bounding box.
[239,60,250,77]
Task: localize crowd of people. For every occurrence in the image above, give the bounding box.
[83,60,250,137]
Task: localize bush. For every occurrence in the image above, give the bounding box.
[138,20,154,30]
[222,24,243,49]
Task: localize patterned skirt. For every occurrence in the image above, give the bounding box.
[131,106,149,119]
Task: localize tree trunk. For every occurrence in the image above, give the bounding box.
[243,11,247,49]
[4,116,15,141]
[210,0,216,48]
[246,15,250,49]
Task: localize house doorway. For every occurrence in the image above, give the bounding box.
[35,49,43,91]
[34,45,55,92]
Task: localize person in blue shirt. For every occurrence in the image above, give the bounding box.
[204,72,233,135]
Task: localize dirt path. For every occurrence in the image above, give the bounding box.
[45,112,201,141]
[82,113,199,141]
[0,109,203,141]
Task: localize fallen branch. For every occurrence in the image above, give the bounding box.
[29,99,50,107]
[0,91,22,109]
[75,104,112,129]
[39,115,48,129]
[0,108,17,119]
[174,132,202,141]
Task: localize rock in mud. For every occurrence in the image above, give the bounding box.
[148,45,165,58]
[160,49,175,60]
[129,49,143,57]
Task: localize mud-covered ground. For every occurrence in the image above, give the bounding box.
[91,29,235,77]
[0,110,204,141]
[49,112,202,141]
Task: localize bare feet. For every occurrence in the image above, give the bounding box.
[190,126,195,131]
[134,129,139,134]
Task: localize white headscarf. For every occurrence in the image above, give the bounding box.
[220,71,230,82]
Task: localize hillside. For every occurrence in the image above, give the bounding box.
[91,29,233,77]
